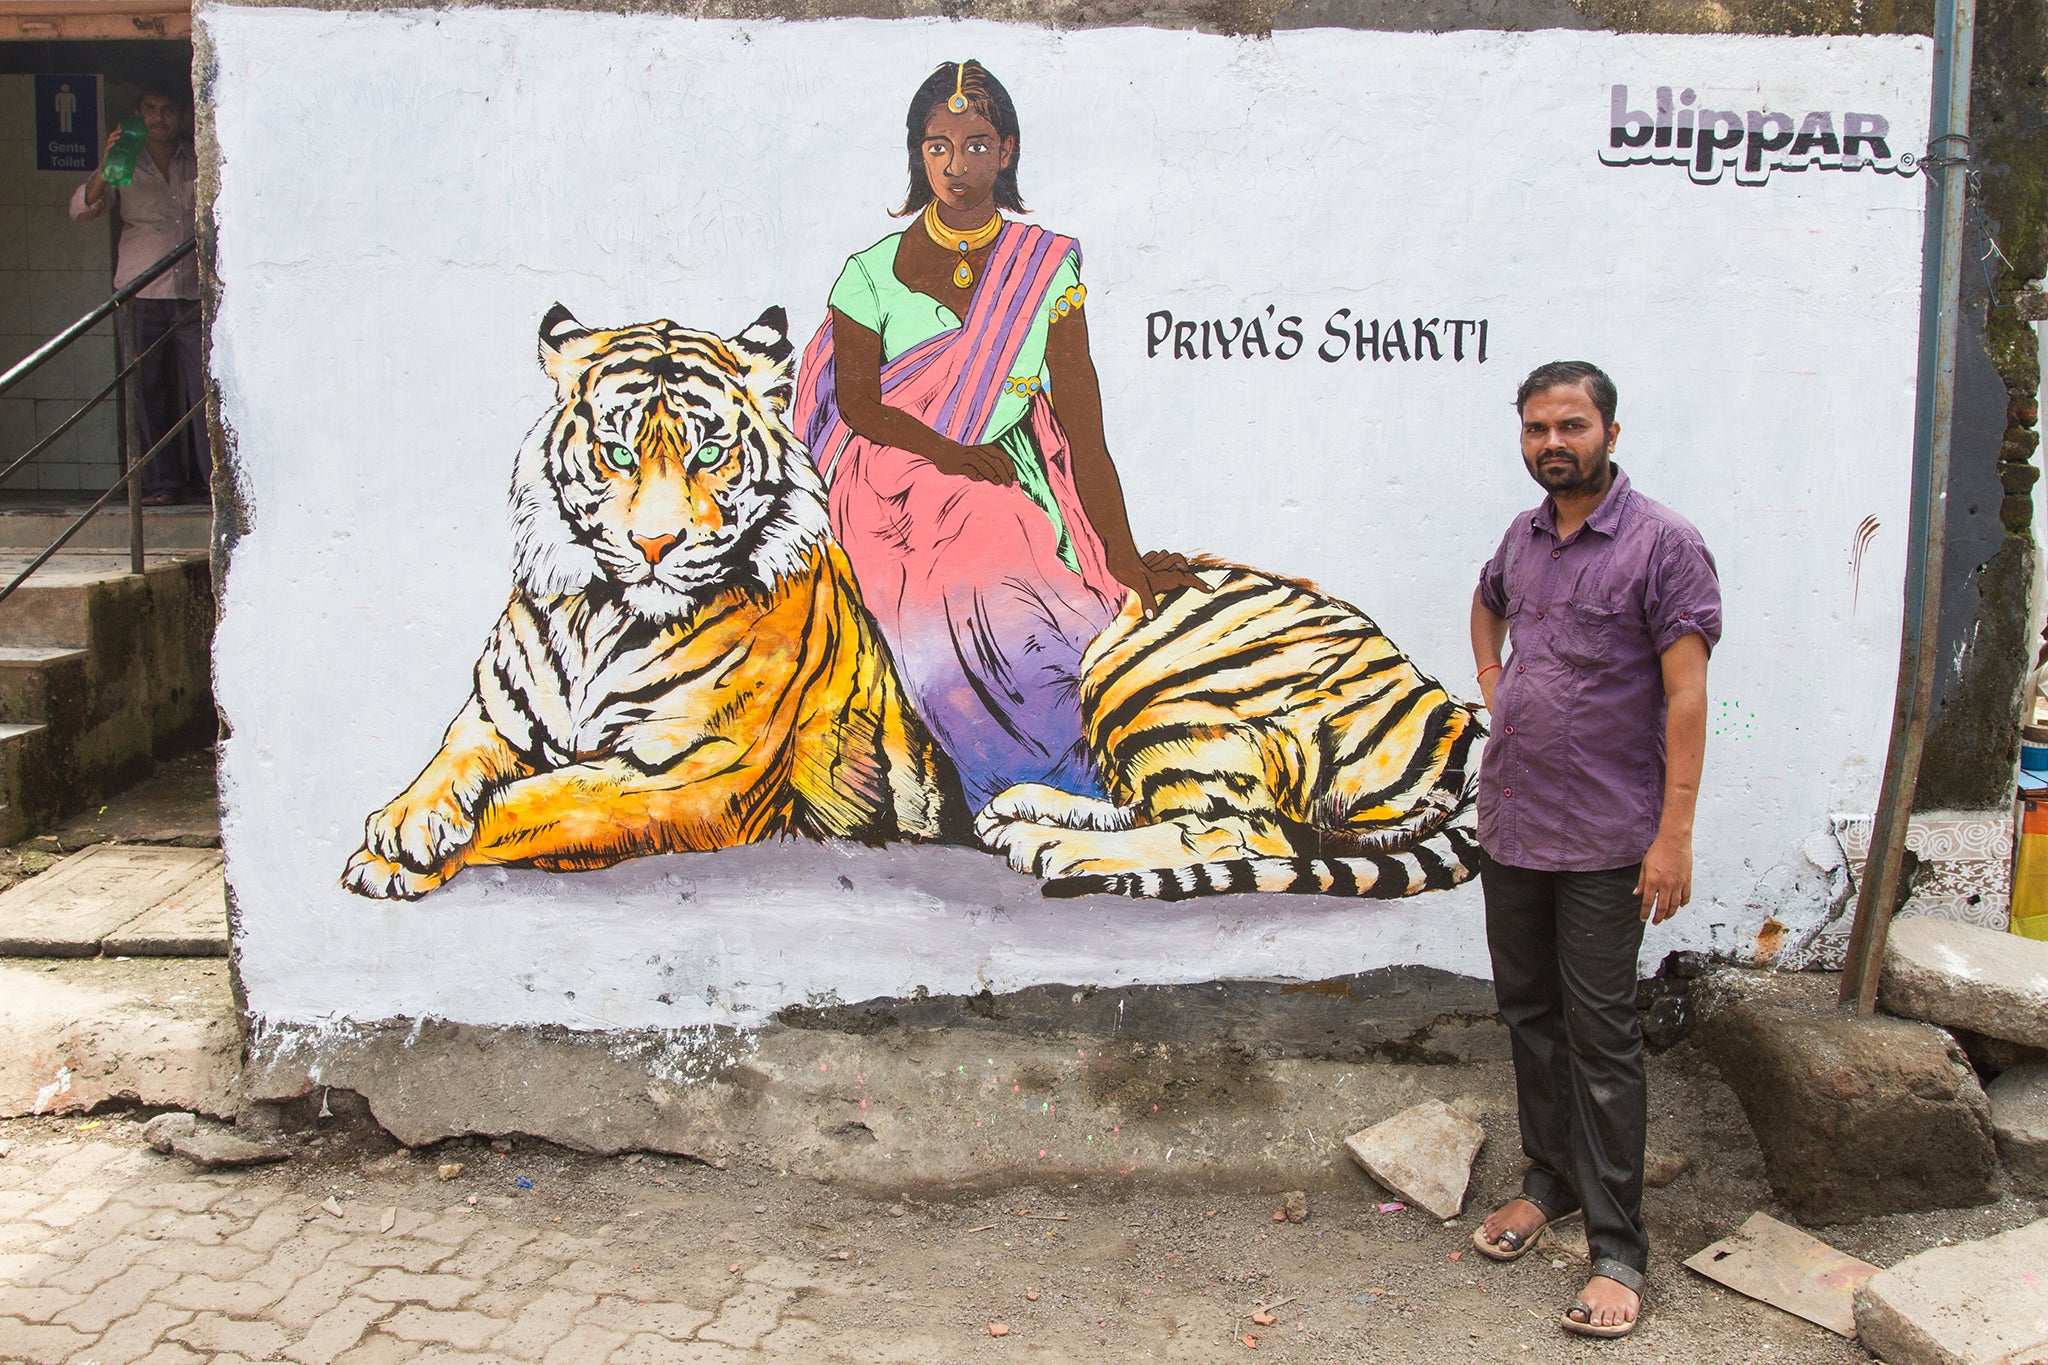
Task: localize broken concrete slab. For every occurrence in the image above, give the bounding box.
[1341,1099,1485,1219]
[0,843,221,957]
[1693,969,1999,1223]
[1881,916,2048,1051]
[0,957,239,1117]
[1684,1212,1878,1337]
[102,866,228,957]
[1855,1216,2048,1365]
[1988,1061,2048,1196]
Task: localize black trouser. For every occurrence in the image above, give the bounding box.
[1481,854,1649,1295]
[121,298,207,498]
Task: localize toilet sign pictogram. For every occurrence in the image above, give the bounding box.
[35,74,101,173]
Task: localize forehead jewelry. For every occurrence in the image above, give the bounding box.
[922,199,1001,289]
[948,62,970,113]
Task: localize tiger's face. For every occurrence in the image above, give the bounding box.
[509,305,830,620]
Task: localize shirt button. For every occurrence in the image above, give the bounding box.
[1504,788,1513,798]
[1551,549,1561,559]
[1536,610,1545,620]
[1505,725,1514,734]
[1516,664,1525,673]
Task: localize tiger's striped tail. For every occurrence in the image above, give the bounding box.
[1041,823,1484,901]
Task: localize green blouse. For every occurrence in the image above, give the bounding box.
[828,231,1085,571]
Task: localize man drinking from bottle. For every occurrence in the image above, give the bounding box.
[69,82,206,506]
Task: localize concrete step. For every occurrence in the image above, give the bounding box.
[0,552,214,842]
[0,551,204,647]
[0,721,52,847]
[0,645,91,723]
[0,504,211,553]
[0,843,223,958]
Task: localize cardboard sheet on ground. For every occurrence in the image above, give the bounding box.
[1683,1212,1878,1337]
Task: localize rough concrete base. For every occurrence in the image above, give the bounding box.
[244,999,1516,1194]
[1855,1216,2048,1365]
[1693,968,2000,1223]
[0,956,240,1117]
[1882,916,2048,1050]
[1989,1061,2048,1196]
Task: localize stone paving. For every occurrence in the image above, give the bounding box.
[0,1133,847,1365]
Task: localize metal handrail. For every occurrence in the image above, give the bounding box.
[0,300,200,490]
[0,236,196,399]
[0,393,205,609]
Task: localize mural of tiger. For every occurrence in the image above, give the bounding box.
[975,562,1484,899]
[341,306,959,900]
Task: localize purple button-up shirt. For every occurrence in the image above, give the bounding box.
[1475,467,1721,872]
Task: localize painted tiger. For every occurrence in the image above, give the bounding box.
[342,305,960,900]
[975,561,1483,899]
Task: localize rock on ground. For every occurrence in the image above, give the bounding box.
[1342,1099,1485,1219]
[1855,1216,2048,1365]
[1989,1061,2048,1196]
[141,1110,197,1152]
[1693,969,1998,1223]
[1881,916,2048,1050]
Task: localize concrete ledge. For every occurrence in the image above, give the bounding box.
[245,970,1515,1192]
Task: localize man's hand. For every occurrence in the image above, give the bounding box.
[1635,830,1692,923]
[929,441,1015,486]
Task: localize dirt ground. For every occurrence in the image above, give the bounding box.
[3,1040,2042,1364]
[4,752,2045,1361]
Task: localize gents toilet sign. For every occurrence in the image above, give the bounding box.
[34,74,100,173]
[1602,83,1915,185]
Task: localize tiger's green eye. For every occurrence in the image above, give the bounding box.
[603,444,636,472]
[692,443,729,469]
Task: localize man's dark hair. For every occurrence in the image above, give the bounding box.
[1515,361,1617,427]
[136,81,189,111]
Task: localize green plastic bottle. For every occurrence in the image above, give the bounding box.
[99,115,145,188]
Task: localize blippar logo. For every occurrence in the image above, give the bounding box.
[1601,85,1917,185]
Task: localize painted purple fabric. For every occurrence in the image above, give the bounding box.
[1474,466,1721,872]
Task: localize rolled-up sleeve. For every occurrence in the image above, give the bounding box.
[1476,528,1515,617]
[68,178,107,223]
[1644,530,1722,655]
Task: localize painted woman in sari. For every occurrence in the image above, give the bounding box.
[792,60,1200,813]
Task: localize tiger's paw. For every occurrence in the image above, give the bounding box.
[975,784,1136,844]
[341,846,458,900]
[362,791,476,876]
[981,818,1096,879]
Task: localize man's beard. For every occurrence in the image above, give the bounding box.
[1533,450,1609,493]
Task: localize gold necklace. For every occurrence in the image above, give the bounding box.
[922,200,1001,289]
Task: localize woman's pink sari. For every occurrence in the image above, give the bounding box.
[793,224,1126,811]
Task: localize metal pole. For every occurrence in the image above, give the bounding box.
[117,304,143,576]
[1839,0,1977,1013]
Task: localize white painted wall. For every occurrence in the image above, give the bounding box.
[206,7,1932,1030]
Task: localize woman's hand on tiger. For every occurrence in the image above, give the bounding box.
[1113,549,1208,620]
[929,441,1016,486]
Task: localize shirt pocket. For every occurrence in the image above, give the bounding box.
[1554,599,1625,670]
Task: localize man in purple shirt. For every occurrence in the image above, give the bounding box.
[1465,361,1719,1339]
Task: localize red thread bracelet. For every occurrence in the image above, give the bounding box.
[1477,663,1502,680]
